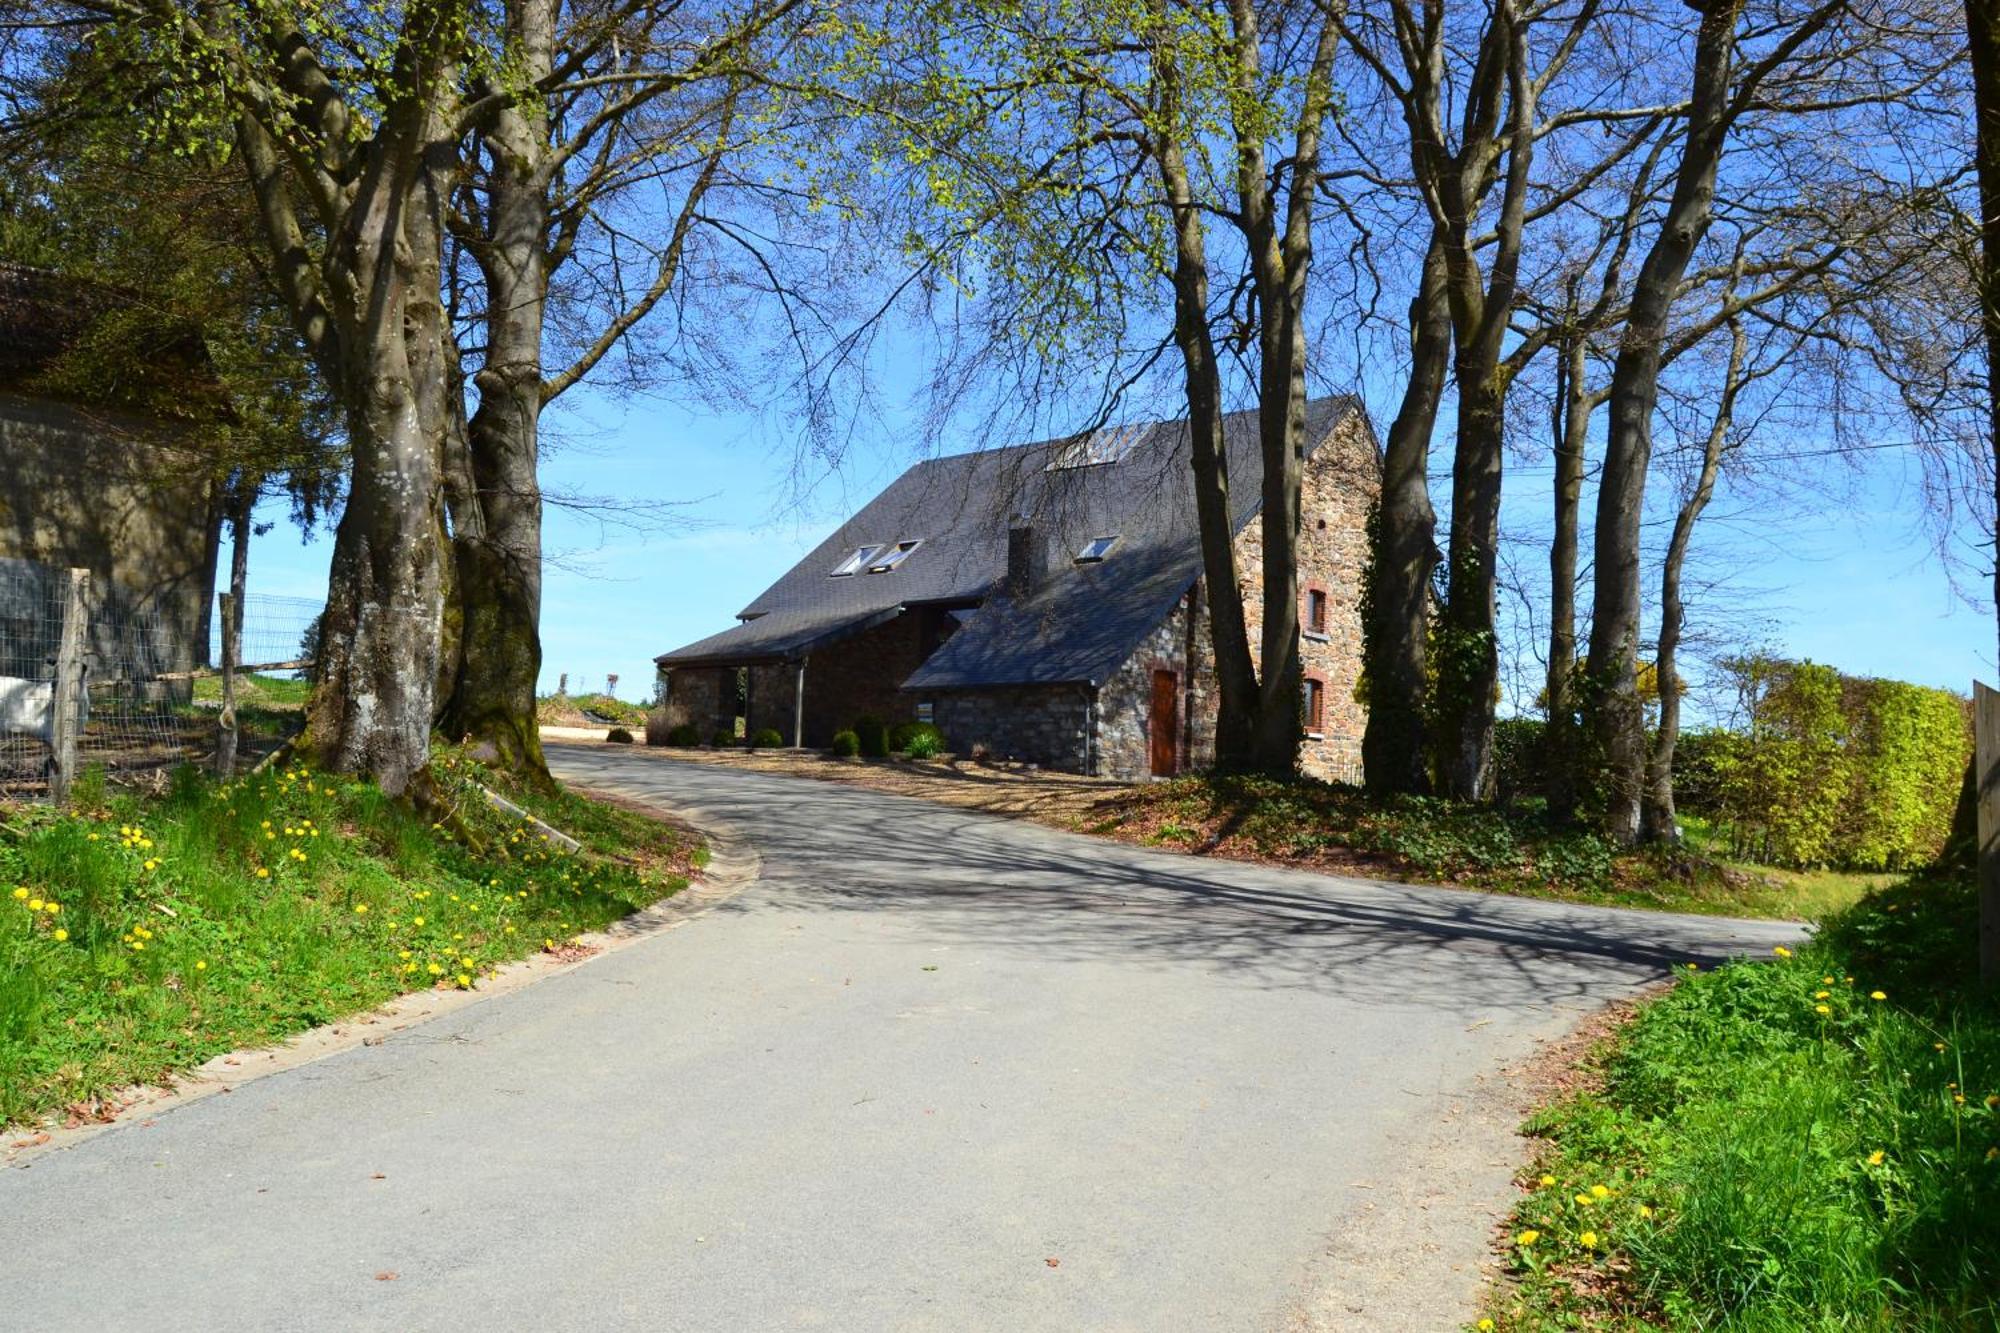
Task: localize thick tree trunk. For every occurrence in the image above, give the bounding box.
[1363,237,1448,796]
[1585,0,1747,845]
[1545,334,1591,821]
[1969,0,2000,983]
[438,0,553,785]
[304,135,457,797]
[1436,366,1507,800]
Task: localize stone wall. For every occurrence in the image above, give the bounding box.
[930,684,1092,770]
[0,392,222,673]
[659,666,734,741]
[1095,592,1200,780]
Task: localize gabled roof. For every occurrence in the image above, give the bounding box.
[656,396,1369,685]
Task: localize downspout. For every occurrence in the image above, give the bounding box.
[793,656,807,749]
[1086,682,1098,777]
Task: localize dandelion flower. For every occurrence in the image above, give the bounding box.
[1478,1322,1494,1332]
[1773,945,1792,958]
[1815,1004,1830,1015]
[354,904,369,914]
[412,916,425,927]
[1638,1205,1654,1220]
[1574,1193,1594,1207]
[1815,990,1830,999]
[426,963,443,976]
[1589,1184,1610,1199]
[26,898,43,911]
[456,973,472,988]
[1515,1230,1539,1247]
[52,928,67,942]
[1539,1174,1556,1188]
[8,887,23,900]
[1870,991,1887,1001]
[195,960,206,971]
[1867,1150,1885,1166]
[256,868,270,879]
[1578,1230,1598,1249]
[44,902,58,913]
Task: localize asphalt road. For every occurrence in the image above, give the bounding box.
[0,749,1803,1332]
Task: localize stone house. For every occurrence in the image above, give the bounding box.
[655,397,1379,782]
[0,262,225,681]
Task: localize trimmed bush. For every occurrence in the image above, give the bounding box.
[710,730,736,748]
[605,727,635,744]
[901,722,945,759]
[829,730,860,758]
[659,722,699,748]
[748,727,785,750]
[854,714,890,759]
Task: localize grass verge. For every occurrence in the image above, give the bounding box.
[0,745,699,1129]
[1089,774,1880,919]
[1479,872,1998,1330]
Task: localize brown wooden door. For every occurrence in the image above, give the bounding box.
[1149,670,1178,777]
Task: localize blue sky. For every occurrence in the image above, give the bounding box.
[242,377,1996,718]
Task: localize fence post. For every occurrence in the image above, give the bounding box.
[48,567,89,805]
[215,590,239,778]
[1978,681,2000,987]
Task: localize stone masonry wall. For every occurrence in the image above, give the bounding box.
[660,666,733,741]
[930,684,1092,770]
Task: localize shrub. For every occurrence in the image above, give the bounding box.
[658,722,699,748]
[854,714,890,758]
[748,727,785,750]
[902,723,945,759]
[710,730,736,748]
[829,730,860,758]
[605,727,634,744]
[1491,716,1547,803]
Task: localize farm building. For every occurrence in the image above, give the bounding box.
[0,261,226,684]
[655,397,1379,782]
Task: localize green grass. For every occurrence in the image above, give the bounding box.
[0,749,697,1128]
[1096,774,1867,920]
[1481,873,2000,1330]
[190,671,314,710]
[536,692,648,727]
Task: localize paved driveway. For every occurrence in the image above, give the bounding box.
[0,749,1802,1331]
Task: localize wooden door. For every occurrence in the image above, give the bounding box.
[1149,670,1178,777]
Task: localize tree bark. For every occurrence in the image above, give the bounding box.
[1968,0,2000,984]
[1545,332,1591,821]
[439,2,554,784]
[1363,235,1448,796]
[1586,0,1749,844]
[1641,320,1744,842]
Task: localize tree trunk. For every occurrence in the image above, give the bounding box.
[1436,364,1507,800]
[1363,236,1448,796]
[1642,322,1742,842]
[303,134,457,798]
[1586,0,1748,845]
[1545,333,1591,821]
[1969,0,2000,983]
[437,0,553,785]
[214,475,257,778]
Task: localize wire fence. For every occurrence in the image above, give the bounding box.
[0,558,324,799]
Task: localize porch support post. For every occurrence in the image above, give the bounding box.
[793,656,807,749]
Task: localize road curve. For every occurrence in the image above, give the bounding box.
[0,748,1803,1332]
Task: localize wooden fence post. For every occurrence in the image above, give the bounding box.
[1976,681,2000,986]
[48,567,89,805]
[215,591,239,778]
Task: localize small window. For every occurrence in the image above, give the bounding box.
[916,700,934,725]
[1304,677,1325,735]
[1048,423,1146,470]
[1305,588,1328,635]
[830,544,885,577]
[867,540,922,573]
[1075,535,1119,564]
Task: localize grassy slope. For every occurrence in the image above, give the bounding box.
[1090,775,1883,920]
[0,747,698,1128]
[1483,874,1999,1331]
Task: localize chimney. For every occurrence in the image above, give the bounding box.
[1006,522,1040,598]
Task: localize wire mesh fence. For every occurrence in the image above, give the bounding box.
[0,558,324,799]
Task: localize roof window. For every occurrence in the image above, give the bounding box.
[867,540,922,573]
[1048,423,1146,470]
[830,544,887,577]
[1075,535,1119,564]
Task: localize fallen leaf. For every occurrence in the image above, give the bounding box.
[1045,1257,1061,1268]
[370,1172,386,1180]
[373,1271,398,1282]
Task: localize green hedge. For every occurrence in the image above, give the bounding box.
[1687,659,1970,870]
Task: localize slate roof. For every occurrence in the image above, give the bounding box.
[656,396,1368,688]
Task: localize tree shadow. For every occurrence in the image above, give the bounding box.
[550,748,1806,1017]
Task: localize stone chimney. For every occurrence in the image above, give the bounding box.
[1005,521,1042,598]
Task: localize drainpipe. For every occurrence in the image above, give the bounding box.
[793,656,807,749]
[1085,684,1097,777]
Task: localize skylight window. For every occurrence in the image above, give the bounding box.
[830,544,886,577]
[866,540,922,573]
[1048,423,1146,470]
[1075,535,1119,564]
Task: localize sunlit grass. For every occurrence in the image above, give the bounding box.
[0,751,695,1128]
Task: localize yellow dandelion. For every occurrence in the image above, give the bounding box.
[1870,991,1887,1001]
[195,960,206,971]
[256,867,270,879]
[1516,1230,1539,1247]
[1638,1205,1654,1220]
[426,963,443,976]
[456,973,472,988]
[1867,1150,1885,1166]
[1574,1193,1593,1207]
[1538,1174,1556,1187]
[52,928,67,942]
[412,916,425,927]
[1815,990,1830,999]
[1815,1004,1830,1016]
[130,940,145,951]
[8,887,23,900]
[44,902,58,913]
[26,898,43,911]
[1589,1184,1610,1199]
[1773,945,1791,958]
[1478,1322,1494,1333]
[1578,1230,1598,1248]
